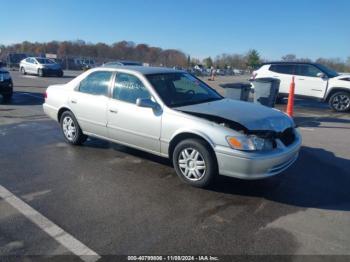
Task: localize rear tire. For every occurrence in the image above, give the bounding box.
[172,138,217,188]
[60,111,87,145]
[329,91,350,112]
[20,67,26,75]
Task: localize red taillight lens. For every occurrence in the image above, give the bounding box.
[44,92,47,99]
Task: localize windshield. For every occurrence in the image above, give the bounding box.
[316,64,339,78]
[36,58,55,64]
[146,73,223,107]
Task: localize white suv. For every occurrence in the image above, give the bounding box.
[253,62,350,112]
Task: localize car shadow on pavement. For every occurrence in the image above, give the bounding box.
[210,146,350,211]
[84,136,350,211]
[0,92,44,106]
[295,115,350,129]
[84,137,172,166]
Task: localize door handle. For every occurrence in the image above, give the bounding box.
[298,78,305,80]
[109,109,118,114]
[71,99,77,104]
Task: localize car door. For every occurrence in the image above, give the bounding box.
[69,70,113,138]
[294,64,328,98]
[32,58,40,74]
[25,58,35,73]
[107,72,162,154]
[269,64,296,94]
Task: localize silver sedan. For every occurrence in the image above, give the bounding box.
[43,66,301,187]
[20,57,63,77]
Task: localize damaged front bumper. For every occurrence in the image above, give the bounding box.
[215,129,302,179]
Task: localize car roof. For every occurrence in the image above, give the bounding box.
[26,57,49,60]
[100,65,184,75]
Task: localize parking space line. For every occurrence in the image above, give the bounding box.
[299,127,315,131]
[0,185,101,262]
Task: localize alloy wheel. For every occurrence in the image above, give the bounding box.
[62,116,77,141]
[178,148,206,181]
[332,94,350,111]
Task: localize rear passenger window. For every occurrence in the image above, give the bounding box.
[113,73,150,104]
[79,71,112,96]
[270,64,295,75]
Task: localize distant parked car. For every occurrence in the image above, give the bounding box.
[103,60,143,67]
[43,66,301,187]
[233,69,243,75]
[216,69,225,76]
[20,57,63,77]
[80,59,96,71]
[0,68,13,101]
[253,62,350,112]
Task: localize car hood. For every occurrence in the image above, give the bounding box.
[174,98,294,132]
[333,74,350,80]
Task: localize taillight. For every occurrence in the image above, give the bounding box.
[251,72,257,80]
[44,91,47,99]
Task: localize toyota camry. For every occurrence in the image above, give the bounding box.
[43,66,301,187]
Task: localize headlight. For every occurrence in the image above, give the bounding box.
[226,135,273,151]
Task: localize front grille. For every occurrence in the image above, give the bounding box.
[278,128,295,146]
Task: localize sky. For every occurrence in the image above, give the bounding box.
[1,0,349,60]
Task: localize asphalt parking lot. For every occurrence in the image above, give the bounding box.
[1,70,350,261]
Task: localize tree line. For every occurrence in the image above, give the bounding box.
[0,40,188,67]
[202,51,350,72]
[1,40,349,72]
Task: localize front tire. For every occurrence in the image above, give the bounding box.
[38,69,44,77]
[329,92,350,112]
[60,111,87,145]
[172,138,217,187]
[57,71,63,77]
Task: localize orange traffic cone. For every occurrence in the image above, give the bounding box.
[286,76,295,117]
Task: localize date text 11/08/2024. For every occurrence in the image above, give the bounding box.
[127,256,219,261]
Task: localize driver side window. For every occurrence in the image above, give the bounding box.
[296,65,322,77]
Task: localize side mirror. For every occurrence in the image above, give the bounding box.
[317,72,326,78]
[136,98,159,109]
